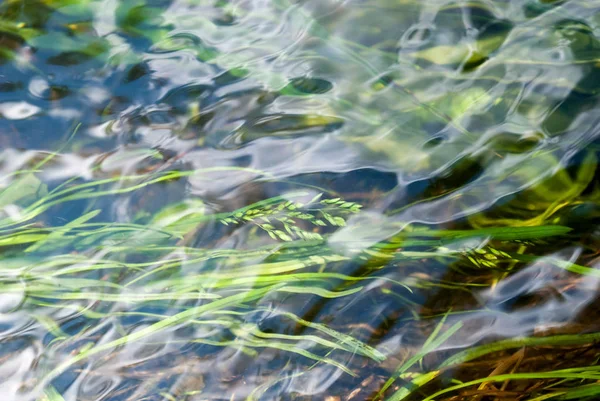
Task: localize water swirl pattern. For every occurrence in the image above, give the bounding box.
[1,0,600,400]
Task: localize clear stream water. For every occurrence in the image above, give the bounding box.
[1,0,600,400]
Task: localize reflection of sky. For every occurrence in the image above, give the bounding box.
[2,0,598,208]
[440,249,600,351]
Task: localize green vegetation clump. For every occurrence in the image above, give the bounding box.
[2,144,598,400]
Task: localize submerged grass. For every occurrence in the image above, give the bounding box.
[384,331,600,401]
[0,151,596,399]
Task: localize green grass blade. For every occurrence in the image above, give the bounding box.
[43,284,283,382]
[422,370,600,401]
[381,319,463,400]
[440,332,600,368]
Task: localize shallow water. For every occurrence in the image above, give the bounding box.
[1,0,600,400]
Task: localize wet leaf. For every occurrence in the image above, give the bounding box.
[0,174,47,210]
[280,77,333,96]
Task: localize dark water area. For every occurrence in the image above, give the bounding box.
[1,0,600,400]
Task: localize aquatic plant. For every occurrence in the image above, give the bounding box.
[1,142,596,400]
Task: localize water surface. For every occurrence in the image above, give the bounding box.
[1,0,600,400]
